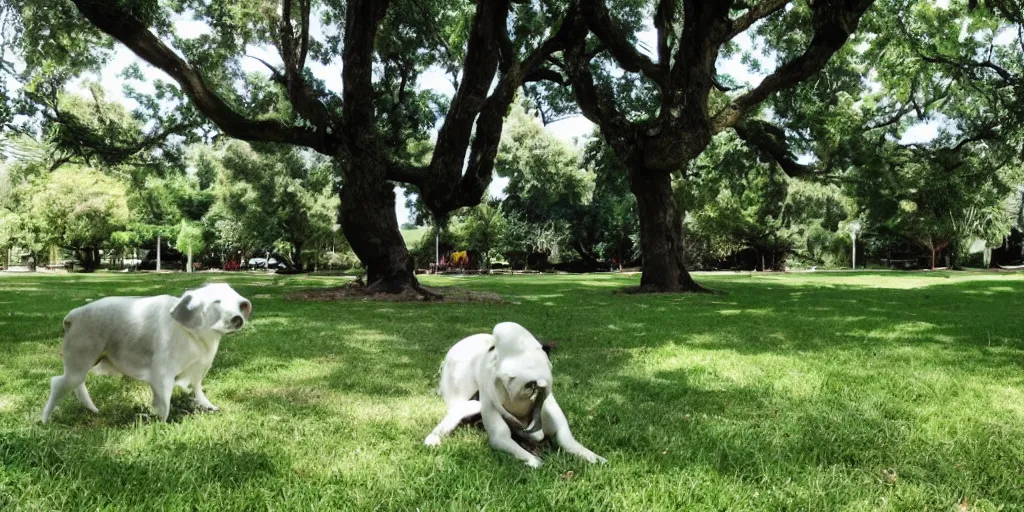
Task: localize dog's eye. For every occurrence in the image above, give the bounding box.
[525,381,537,390]
[213,300,222,305]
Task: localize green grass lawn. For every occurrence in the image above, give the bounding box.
[1,271,1022,511]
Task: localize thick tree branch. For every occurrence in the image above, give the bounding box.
[299,0,311,66]
[385,160,427,186]
[920,54,1018,84]
[246,55,286,84]
[277,0,331,141]
[663,1,734,111]
[419,0,509,214]
[951,128,998,152]
[70,1,328,152]
[563,4,631,139]
[582,1,666,87]
[342,0,391,136]
[711,0,876,132]
[423,2,583,215]
[655,0,676,72]
[524,67,567,85]
[725,0,789,41]
[41,92,193,168]
[734,118,828,178]
[712,76,734,92]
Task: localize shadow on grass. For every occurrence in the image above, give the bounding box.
[0,433,279,500]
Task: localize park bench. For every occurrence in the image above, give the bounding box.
[881,258,917,269]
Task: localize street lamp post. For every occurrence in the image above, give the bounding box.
[849,221,861,270]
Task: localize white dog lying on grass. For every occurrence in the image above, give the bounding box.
[41,283,252,423]
[425,322,606,468]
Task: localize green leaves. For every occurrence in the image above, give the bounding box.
[26,165,131,251]
[174,219,205,255]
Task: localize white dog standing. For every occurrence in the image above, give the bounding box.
[425,322,606,468]
[41,283,252,423]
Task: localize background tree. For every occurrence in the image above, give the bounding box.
[494,101,592,263]
[174,220,205,272]
[214,141,338,272]
[453,201,507,270]
[27,166,131,270]
[850,141,1020,269]
[572,135,639,267]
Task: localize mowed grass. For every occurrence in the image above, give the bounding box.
[1,271,1023,511]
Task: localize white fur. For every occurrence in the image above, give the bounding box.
[41,283,252,423]
[425,322,606,468]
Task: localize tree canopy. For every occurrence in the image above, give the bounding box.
[1,0,1023,283]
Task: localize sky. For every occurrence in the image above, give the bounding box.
[64,8,947,227]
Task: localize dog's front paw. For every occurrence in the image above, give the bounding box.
[424,434,442,447]
[525,456,543,469]
[589,454,607,464]
[197,402,220,412]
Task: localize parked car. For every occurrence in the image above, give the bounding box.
[247,257,290,270]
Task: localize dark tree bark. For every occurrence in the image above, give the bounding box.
[291,240,305,273]
[629,170,705,291]
[337,154,418,291]
[79,248,100,272]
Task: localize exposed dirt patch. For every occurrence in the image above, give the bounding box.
[287,281,503,303]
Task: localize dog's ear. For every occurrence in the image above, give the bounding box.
[170,292,203,329]
[240,299,253,320]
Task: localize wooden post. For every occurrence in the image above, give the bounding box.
[187,243,193,273]
[156,234,162,271]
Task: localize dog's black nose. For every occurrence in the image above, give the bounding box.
[230,315,244,328]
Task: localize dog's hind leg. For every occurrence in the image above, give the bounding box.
[41,367,89,423]
[424,400,482,446]
[72,382,99,413]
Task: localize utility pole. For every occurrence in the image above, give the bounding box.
[849,221,861,270]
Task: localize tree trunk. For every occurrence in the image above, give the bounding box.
[628,169,705,292]
[337,156,426,295]
[948,240,961,270]
[571,240,600,269]
[292,241,305,273]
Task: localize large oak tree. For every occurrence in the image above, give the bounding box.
[536,0,877,291]
[59,0,574,295]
